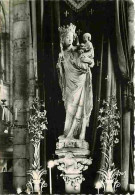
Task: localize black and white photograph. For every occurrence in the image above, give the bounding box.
[0,0,134,194]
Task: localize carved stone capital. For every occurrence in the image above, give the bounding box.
[55,139,92,193]
[54,151,92,174]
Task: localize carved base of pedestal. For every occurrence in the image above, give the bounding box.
[56,137,90,149]
[63,174,84,193]
[55,138,92,193]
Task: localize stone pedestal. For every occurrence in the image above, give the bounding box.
[63,173,83,193]
[55,138,92,193]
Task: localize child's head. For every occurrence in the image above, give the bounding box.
[83,33,91,42]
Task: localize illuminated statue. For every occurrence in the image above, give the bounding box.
[78,33,94,68]
[57,23,94,140]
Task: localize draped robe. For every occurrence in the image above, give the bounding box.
[57,46,93,138]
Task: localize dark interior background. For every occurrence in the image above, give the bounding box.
[34,1,131,193]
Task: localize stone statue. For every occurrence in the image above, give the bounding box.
[57,23,94,140]
[78,33,94,67]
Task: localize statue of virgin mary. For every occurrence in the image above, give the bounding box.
[57,23,94,140]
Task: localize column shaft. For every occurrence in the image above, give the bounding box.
[13,0,29,191]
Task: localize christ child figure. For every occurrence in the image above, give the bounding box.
[78,33,94,68]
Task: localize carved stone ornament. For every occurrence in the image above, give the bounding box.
[56,137,89,149]
[26,99,48,194]
[62,173,85,191]
[54,151,92,174]
[13,38,28,50]
[64,0,91,12]
[55,22,94,193]
[55,139,92,193]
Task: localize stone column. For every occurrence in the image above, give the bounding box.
[12,0,29,191]
[0,33,5,80]
[9,0,14,119]
[5,32,10,83]
[55,138,92,193]
[1,33,9,82]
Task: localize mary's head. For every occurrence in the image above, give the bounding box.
[59,23,77,49]
[62,32,74,47]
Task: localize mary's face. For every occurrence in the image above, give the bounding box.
[64,32,74,47]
